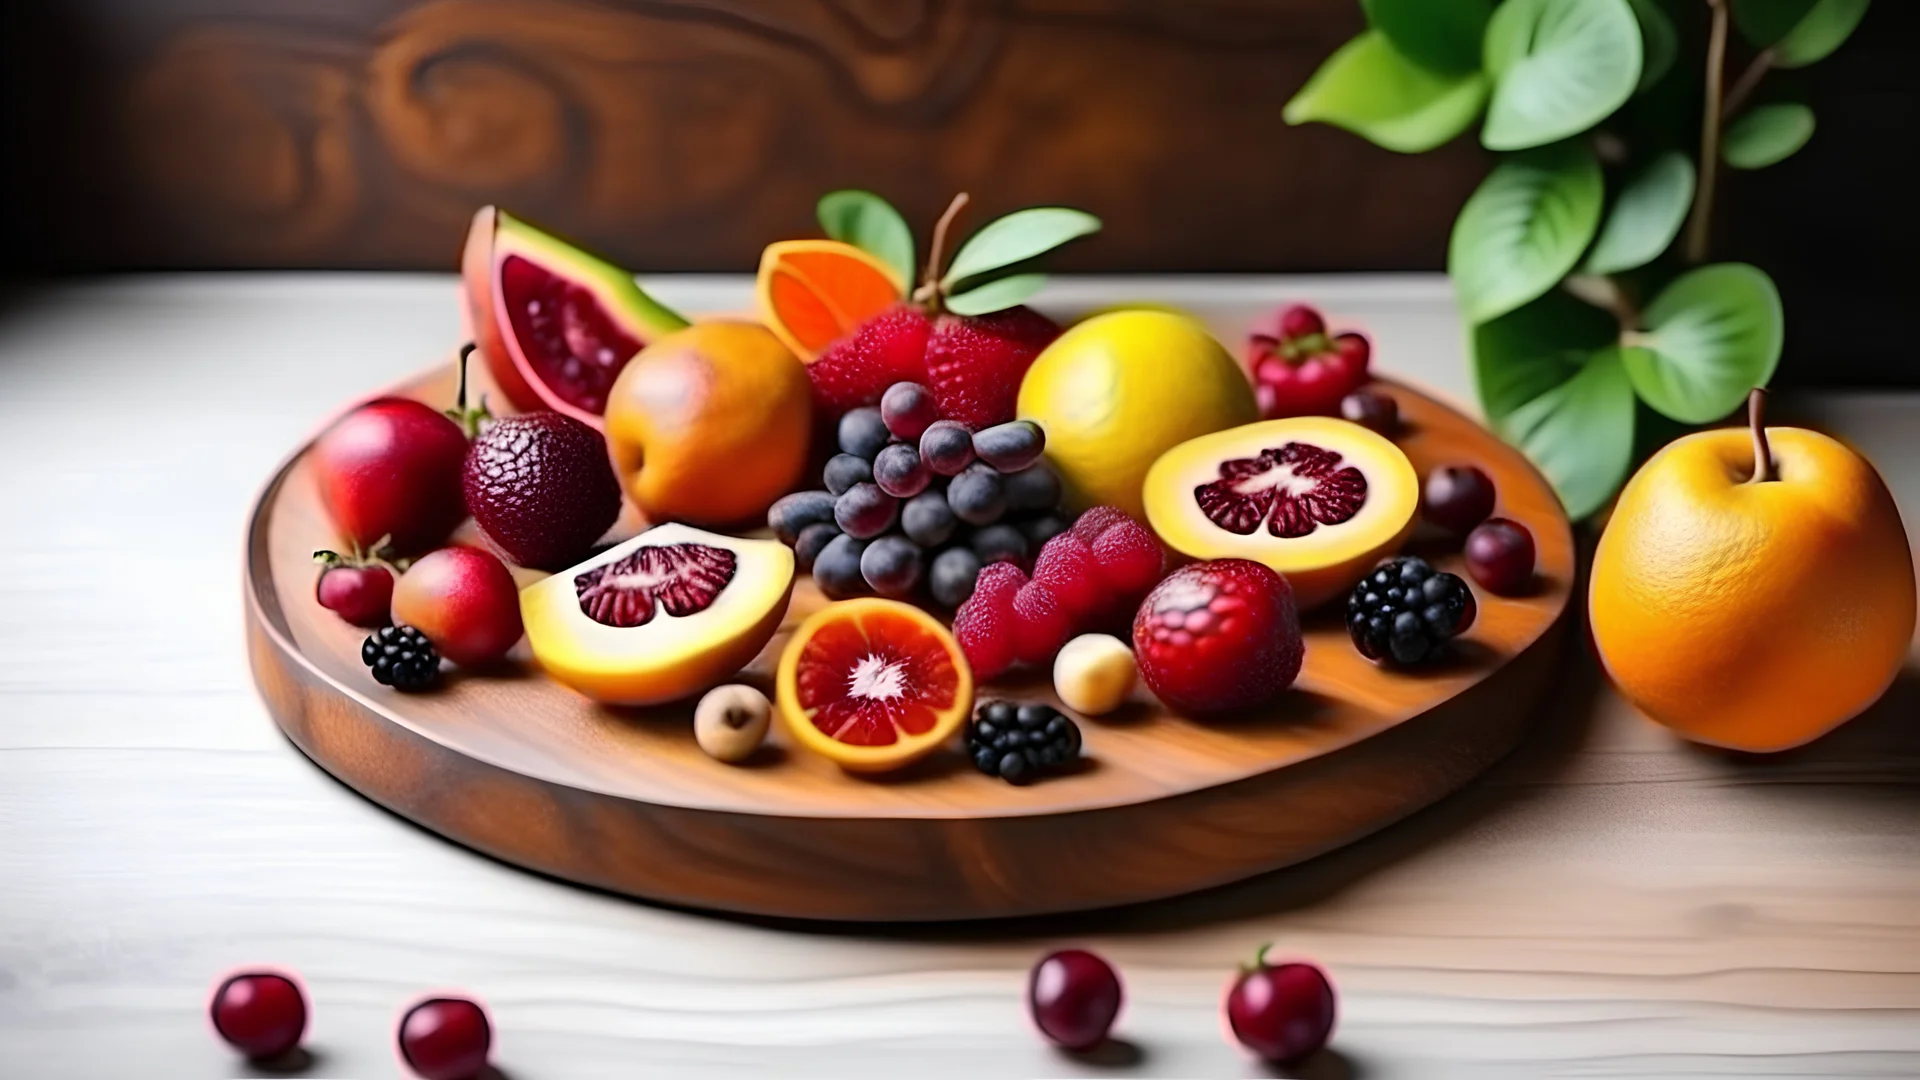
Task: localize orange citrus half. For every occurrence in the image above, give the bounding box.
[755,240,905,362]
[776,598,973,773]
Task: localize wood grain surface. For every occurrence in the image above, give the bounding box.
[248,359,1572,920]
[3,276,1917,1077]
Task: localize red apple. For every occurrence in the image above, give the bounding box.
[312,398,468,555]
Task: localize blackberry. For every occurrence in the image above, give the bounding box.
[965,701,1082,785]
[1346,556,1477,665]
[361,625,441,690]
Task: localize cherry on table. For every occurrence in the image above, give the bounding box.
[1028,948,1123,1051]
[1225,945,1336,1064]
[209,970,307,1061]
[1339,388,1399,435]
[399,996,492,1080]
[1466,517,1536,595]
[1423,463,1496,535]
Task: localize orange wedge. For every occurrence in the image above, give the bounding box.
[776,599,973,773]
[756,240,906,361]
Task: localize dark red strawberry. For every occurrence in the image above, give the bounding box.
[806,305,933,414]
[1133,559,1301,715]
[924,307,1059,430]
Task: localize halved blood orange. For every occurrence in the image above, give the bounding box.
[776,598,973,773]
[755,240,906,362]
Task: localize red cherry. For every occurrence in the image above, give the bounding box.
[1028,949,1123,1051]
[1339,388,1398,434]
[398,996,491,1080]
[313,398,469,555]
[1423,464,1497,535]
[1225,947,1336,1064]
[1277,304,1325,340]
[315,552,396,628]
[1332,332,1370,369]
[391,547,524,666]
[210,971,307,1060]
[1465,517,1536,595]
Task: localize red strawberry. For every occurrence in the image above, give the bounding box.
[924,307,1059,430]
[806,305,932,414]
[1133,559,1302,715]
[954,561,1026,680]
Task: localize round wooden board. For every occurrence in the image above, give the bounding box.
[246,363,1573,922]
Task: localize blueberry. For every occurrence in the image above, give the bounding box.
[767,490,837,545]
[1017,512,1072,547]
[793,522,840,572]
[972,421,1046,472]
[902,489,958,548]
[1002,464,1063,513]
[920,421,976,476]
[947,464,1008,526]
[881,382,940,442]
[860,535,925,598]
[872,443,932,498]
[929,546,983,608]
[969,523,1028,566]
[834,483,899,539]
[837,407,891,459]
[824,453,874,496]
[814,534,870,599]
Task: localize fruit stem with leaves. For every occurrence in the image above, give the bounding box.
[446,342,492,439]
[913,192,972,312]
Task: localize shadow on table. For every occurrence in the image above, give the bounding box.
[1681,663,1920,798]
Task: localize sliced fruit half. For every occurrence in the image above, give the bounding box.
[521,523,793,705]
[462,206,689,428]
[755,239,905,363]
[1143,417,1418,609]
[776,598,973,773]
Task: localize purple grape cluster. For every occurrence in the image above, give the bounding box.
[767,382,1069,608]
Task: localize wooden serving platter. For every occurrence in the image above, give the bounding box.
[245,363,1573,922]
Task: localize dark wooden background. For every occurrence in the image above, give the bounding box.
[2,0,1915,385]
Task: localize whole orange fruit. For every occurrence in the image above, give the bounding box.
[1590,395,1914,752]
[603,320,813,527]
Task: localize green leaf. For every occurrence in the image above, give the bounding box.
[1628,0,1678,92]
[1449,142,1605,324]
[1482,0,1643,150]
[1283,31,1490,154]
[1583,151,1695,274]
[942,273,1048,317]
[1734,0,1870,67]
[1362,0,1494,74]
[1723,103,1816,168]
[941,208,1100,289]
[1473,289,1619,421]
[1503,347,1638,519]
[1627,263,1783,423]
[817,190,915,285]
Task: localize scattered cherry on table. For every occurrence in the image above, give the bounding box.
[1465,517,1537,595]
[209,970,308,1061]
[1028,948,1123,1051]
[398,995,493,1080]
[1225,945,1336,1064]
[1422,463,1497,535]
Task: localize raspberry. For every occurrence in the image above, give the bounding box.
[1011,581,1074,666]
[924,307,1059,429]
[1091,518,1165,596]
[1031,532,1104,618]
[1070,505,1131,544]
[954,561,1025,680]
[807,305,933,413]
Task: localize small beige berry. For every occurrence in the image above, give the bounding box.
[1052,633,1137,716]
[694,684,771,763]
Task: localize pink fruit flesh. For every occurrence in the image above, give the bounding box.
[398,997,491,1080]
[793,616,959,746]
[1226,958,1336,1064]
[1133,560,1302,715]
[392,547,524,666]
[574,542,737,628]
[1194,442,1368,538]
[1029,949,1122,1052]
[500,254,641,416]
[317,565,394,628]
[210,972,307,1060]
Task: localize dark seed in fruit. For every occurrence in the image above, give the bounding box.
[920,420,976,476]
[1423,464,1496,534]
[873,443,932,498]
[1339,388,1398,434]
[768,490,837,545]
[835,483,899,539]
[860,535,925,598]
[947,464,1008,526]
[1465,517,1535,595]
[1226,949,1336,1064]
[970,523,1029,567]
[210,971,307,1060]
[398,996,491,1080]
[930,546,983,608]
[1003,464,1063,513]
[837,406,891,460]
[902,489,959,548]
[813,533,870,599]
[972,420,1046,472]
[824,453,874,496]
[793,522,840,572]
[1029,949,1123,1051]
[881,381,941,442]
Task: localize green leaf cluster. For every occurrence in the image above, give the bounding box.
[1286,0,1870,517]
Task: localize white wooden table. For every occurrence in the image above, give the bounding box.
[3,275,1916,1079]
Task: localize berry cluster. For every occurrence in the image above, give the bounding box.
[966,701,1082,784]
[953,506,1165,680]
[361,625,442,691]
[1346,556,1476,665]
[768,381,1070,608]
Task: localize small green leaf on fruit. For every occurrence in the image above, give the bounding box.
[1361,0,1493,74]
[1628,0,1678,92]
[817,189,916,286]
[943,273,1049,317]
[1283,31,1489,154]
[1498,346,1637,519]
[1733,0,1870,67]
[1628,263,1784,423]
[1723,103,1816,169]
[1583,151,1695,275]
[1482,0,1643,151]
[941,208,1100,289]
[1449,141,1605,324]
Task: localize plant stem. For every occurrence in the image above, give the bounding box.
[1564,274,1641,333]
[1746,387,1776,483]
[1724,47,1774,119]
[1685,0,1730,263]
[914,192,971,311]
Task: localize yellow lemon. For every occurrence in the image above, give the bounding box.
[1017,310,1257,518]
